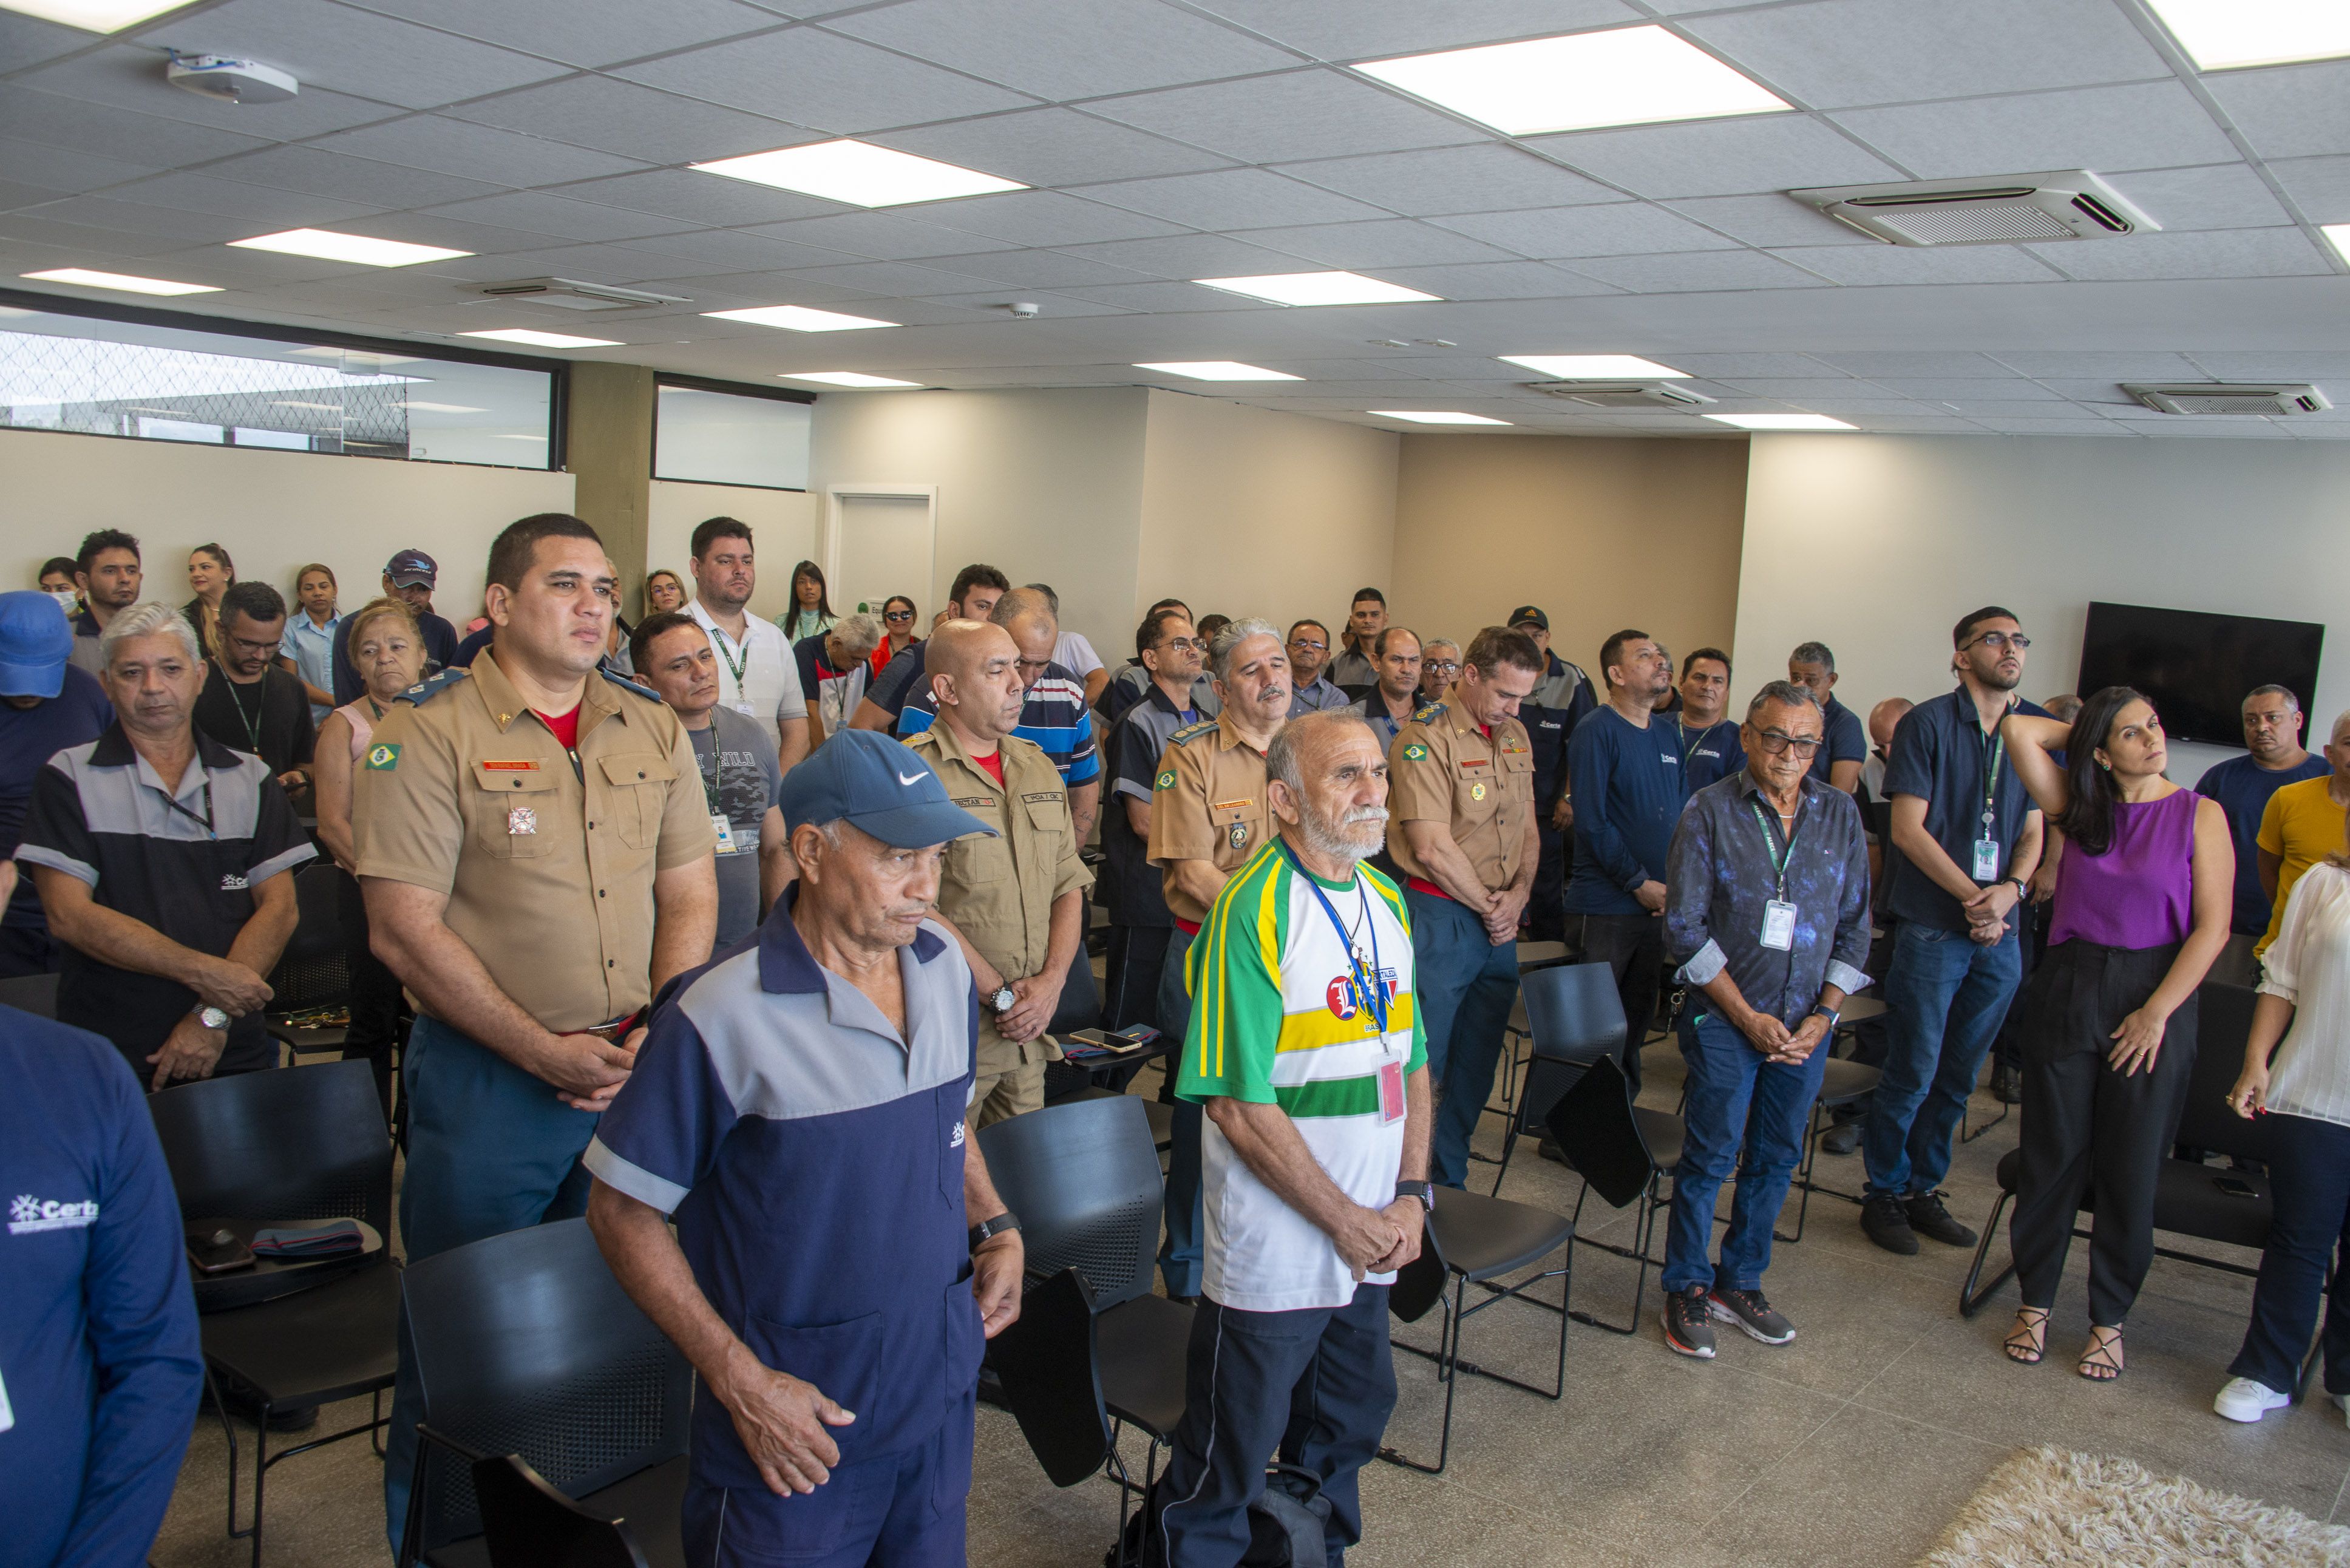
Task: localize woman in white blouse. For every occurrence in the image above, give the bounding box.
[2215,821,2350,1423]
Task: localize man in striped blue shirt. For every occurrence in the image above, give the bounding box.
[897,591,1099,842]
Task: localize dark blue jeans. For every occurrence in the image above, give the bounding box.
[1864,920,2021,1198]
[2230,1111,2350,1396]
[1663,1010,1830,1294]
[1158,928,1204,1296]
[1407,889,1518,1189]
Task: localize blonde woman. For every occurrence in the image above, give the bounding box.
[313,597,429,1121]
[182,541,233,654]
[645,569,688,614]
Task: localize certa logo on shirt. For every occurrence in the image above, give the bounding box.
[10,1194,98,1235]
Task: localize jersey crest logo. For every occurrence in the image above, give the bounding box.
[1155,769,1177,790]
[365,743,400,770]
[1402,743,1428,761]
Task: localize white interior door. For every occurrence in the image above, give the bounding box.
[828,489,935,622]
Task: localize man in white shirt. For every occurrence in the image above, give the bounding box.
[683,517,809,776]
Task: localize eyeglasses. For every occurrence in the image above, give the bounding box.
[1752,729,1824,757]
[884,609,915,623]
[1425,660,1460,676]
[1289,638,1327,653]
[1161,637,1203,653]
[1963,631,2031,652]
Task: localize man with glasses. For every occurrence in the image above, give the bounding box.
[1787,641,1866,796]
[1418,640,1461,706]
[192,581,316,801]
[1286,619,1351,714]
[1101,609,1205,1031]
[1864,607,2048,1256]
[2197,687,2328,988]
[1510,606,1596,945]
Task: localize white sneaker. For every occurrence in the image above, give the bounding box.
[2215,1377,2290,1423]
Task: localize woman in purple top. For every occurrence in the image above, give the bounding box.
[1999,688,2232,1381]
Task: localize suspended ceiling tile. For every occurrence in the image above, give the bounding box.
[778,258,1012,296]
[416,191,694,244]
[0,209,191,256]
[1768,243,2065,286]
[1086,69,1481,165]
[1366,259,1625,298]
[2105,163,2295,232]
[424,243,713,283]
[1195,0,1636,59]
[1657,194,1878,248]
[444,76,820,166]
[1431,202,1742,260]
[1048,231,1320,279]
[1045,279,1283,312]
[1078,167,1387,231]
[871,108,1236,188]
[1231,218,1517,268]
[826,0,1300,100]
[1707,378,1903,399]
[2180,352,2350,380]
[1810,351,2040,376]
[203,144,512,208]
[1961,418,2134,435]
[1994,350,2204,378]
[549,169,843,229]
[1920,398,2103,419]
[909,248,1153,288]
[2027,227,2330,282]
[615,27,1037,133]
[1559,249,1833,293]
[140,0,574,109]
[333,209,595,256]
[612,227,861,273]
[1830,82,2238,182]
[0,135,157,195]
[311,116,653,187]
[911,291,1139,317]
[2024,380,2161,406]
[2263,156,2350,225]
[338,0,787,70]
[0,178,73,209]
[1528,115,1903,200]
[745,209,1024,260]
[100,171,387,226]
[14,192,257,243]
[0,81,273,165]
[912,190,1189,248]
[1663,353,1838,378]
[1273,143,1622,219]
[2109,419,2293,438]
[1864,378,2062,400]
[2203,59,2350,165]
[0,8,93,73]
[11,48,404,141]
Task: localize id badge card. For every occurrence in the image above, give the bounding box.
[711,813,738,855]
[1760,899,1797,951]
[1377,1059,1406,1125]
[733,701,756,718]
[1972,838,2000,880]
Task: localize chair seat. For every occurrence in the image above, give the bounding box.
[1429,1188,1574,1285]
[1838,994,1889,1023]
[1990,1149,2275,1253]
[1816,1059,1880,1108]
[1097,1294,1192,1441]
[1632,1107,1683,1175]
[201,1257,400,1410]
[426,1454,689,1568]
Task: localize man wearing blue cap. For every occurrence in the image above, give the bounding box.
[0,592,114,977]
[588,727,1024,1567]
[331,548,457,704]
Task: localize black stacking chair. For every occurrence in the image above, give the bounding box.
[988,1268,1114,1487]
[1544,1054,1682,1336]
[0,970,58,1018]
[396,1218,690,1568]
[149,1060,399,1567]
[979,1096,1190,1541]
[1774,1053,1884,1244]
[1491,962,1628,1195]
[263,861,353,1057]
[1047,1082,1177,1152]
[463,1454,654,1568]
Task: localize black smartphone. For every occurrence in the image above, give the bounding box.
[2215,1175,2259,1200]
[186,1219,256,1274]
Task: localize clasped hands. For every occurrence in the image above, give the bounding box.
[1737,1009,1830,1066]
[1334,1199,1425,1282]
[1961,880,2019,945]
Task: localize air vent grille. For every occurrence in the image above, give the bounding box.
[1790,170,2157,248]
[1862,205,2082,245]
[2125,384,2332,417]
[470,277,689,311]
[1524,381,1715,409]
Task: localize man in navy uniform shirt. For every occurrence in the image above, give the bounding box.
[2196,685,2329,988]
[1668,648,1747,793]
[588,730,1024,1567]
[1787,641,1866,796]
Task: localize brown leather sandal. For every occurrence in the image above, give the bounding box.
[2078,1326,2125,1382]
[2005,1307,2049,1365]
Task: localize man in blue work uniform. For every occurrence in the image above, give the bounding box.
[587,729,1025,1566]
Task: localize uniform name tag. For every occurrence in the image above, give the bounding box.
[1973,839,2000,880]
[1378,1059,1405,1125]
[482,759,537,771]
[1212,798,1254,812]
[711,813,738,854]
[1761,899,1797,951]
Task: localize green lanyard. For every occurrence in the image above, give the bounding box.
[1677,718,1710,769]
[709,623,751,691]
[1979,724,2008,838]
[225,672,265,754]
[1747,796,1802,898]
[698,733,726,816]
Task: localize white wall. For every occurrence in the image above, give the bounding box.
[4,427,573,627]
[1733,433,2350,784]
[645,479,817,621]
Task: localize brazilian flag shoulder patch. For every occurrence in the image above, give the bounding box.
[1402,743,1428,761]
[365,742,401,771]
[1155,769,1177,790]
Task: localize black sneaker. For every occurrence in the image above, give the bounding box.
[1707,1286,1796,1345]
[1819,1121,1861,1156]
[1661,1287,1716,1359]
[1862,1191,1919,1255]
[1905,1190,1978,1247]
[1991,1064,2024,1104]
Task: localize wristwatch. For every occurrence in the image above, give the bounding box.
[968,1212,1021,1252]
[2007,876,2031,900]
[1808,1004,1840,1031]
[987,985,1016,1014]
[1395,1179,1435,1215]
[195,1005,229,1031]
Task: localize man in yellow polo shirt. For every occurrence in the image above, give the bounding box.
[2255,709,2350,963]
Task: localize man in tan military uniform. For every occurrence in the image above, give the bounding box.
[1388,624,1543,1188]
[905,619,1090,1127]
[1146,615,1292,1297]
[356,515,716,1552]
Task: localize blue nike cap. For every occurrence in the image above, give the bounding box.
[779,728,996,847]
[0,590,72,699]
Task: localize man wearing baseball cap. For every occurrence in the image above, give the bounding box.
[331,548,456,704]
[1508,606,1594,944]
[0,592,115,977]
[588,727,1025,1567]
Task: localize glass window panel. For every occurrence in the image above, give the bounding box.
[653,384,810,490]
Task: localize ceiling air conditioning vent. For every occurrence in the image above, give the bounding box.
[470,278,690,311]
[1525,381,1715,409]
[2125,383,2332,416]
[1787,171,2158,247]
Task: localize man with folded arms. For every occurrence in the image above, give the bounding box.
[1659,682,1870,1359]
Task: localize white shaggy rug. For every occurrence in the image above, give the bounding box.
[1919,1446,2350,1567]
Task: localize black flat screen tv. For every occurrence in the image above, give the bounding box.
[2076,602,2324,748]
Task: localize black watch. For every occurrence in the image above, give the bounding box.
[1810,1004,1841,1030]
[968,1212,1021,1252]
[1394,1180,1435,1214]
[987,985,1016,1014]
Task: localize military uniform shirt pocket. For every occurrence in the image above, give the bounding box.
[469,762,558,859]
[599,753,677,849]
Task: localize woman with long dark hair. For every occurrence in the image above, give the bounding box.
[1999,688,2232,1380]
[775,559,835,642]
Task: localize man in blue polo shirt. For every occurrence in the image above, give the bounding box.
[586,730,1024,1567]
[1563,629,1685,1091]
[1668,648,1746,793]
[1788,641,1867,796]
[1864,607,2047,1256]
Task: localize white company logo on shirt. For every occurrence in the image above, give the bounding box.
[10,1194,98,1235]
[949,1121,966,1148]
[220,872,249,891]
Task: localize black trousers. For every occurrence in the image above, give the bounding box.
[1102,923,1172,1035]
[336,868,404,1124]
[2010,938,2197,1327]
[1569,911,1666,1093]
[1991,900,2045,1073]
[1526,821,1567,943]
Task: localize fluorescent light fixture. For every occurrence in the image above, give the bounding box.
[458,328,622,348]
[691,140,1026,208]
[778,371,924,388]
[21,266,219,296]
[230,229,472,266]
[288,346,418,364]
[1132,361,1303,382]
[2148,0,2350,69]
[703,305,900,333]
[1501,353,1691,379]
[2323,224,2350,265]
[1193,271,1441,307]
[491,433,545,441]
[1368,410,1512,425]
[1704,413,1856,431]
[0,0,194,30]
[1357,25,1790,135]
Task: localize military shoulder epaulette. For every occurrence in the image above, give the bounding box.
[599,667,663,703]
[1169,719,1219,744]
[1411,701,1447,724]
[396,667,472,705]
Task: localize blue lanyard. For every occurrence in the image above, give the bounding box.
[1279,842,1388,1038]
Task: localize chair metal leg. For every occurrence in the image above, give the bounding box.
[1380,1274,1464,1475]
[1491,1119,1520,1197]
[1566,1175,1665,1336]
[1774,1102,1826,1246]
[1961,1093,2010,1144]
[1958,1189,2017,1318]
[208,1366,243,1544]
[249,1401,270,1568]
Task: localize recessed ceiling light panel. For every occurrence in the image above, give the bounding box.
[1368,410,1512,425]
[2148,0,2350,70]
[0,0,192,31]
[691,140,1026,208]
[1704,413,1855,431]
[704,305,899,333]
[1501,354,1691,379]
[1357,25,1790,136]
[1193,271,1441,307]
[1132,362,1303,382]
[231,229,472,266]
[780,371,924,388]
[458,328,622,348]
[21,266,219,296]
[2323,224,2350,266]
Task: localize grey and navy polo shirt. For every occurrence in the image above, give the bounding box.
[16,725,313,1078]
[585,888,986,1487]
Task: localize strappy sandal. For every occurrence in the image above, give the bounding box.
[2079,1326,2125,1382]
[2004,1307,2048,1365]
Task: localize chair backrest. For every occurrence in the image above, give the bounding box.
[1515,962,1628,1134]
[0,974,58,1019]
[1543,1054,1656,1209]
[987,1268,1112,1487]
[2173,981,2277,1163]
[148,1058,392,1235]
[977,1095,1162,1312]
[1387,1219,1448,1324]
[470,1455,652,1568]
[402,1218,691,1553]
[265,861,351,1014]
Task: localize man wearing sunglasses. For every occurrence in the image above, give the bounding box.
[1863,606,2049,1256]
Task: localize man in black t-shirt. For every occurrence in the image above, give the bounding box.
[192,581,315,799]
